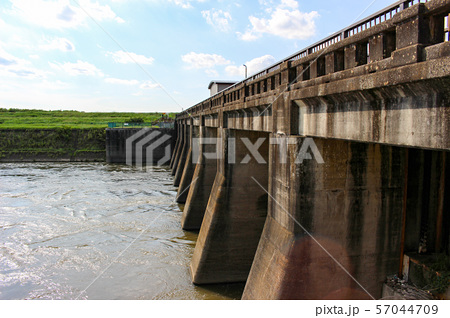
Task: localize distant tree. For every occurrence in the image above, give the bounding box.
[129,117,144,123]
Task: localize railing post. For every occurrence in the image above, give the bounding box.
[292,64,302,83]
[267,76,273,91]
[392,3,427,66]
[368,31,396,62]
[344,44,359,69]
[279,61,290,91]
[429,13,446,45]
[325,52,335,74]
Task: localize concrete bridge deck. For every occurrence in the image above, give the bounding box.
[172,0,450,299]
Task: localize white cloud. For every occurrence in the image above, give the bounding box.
[205,69,219,77]
[238,1,318,40]
[0,48,19,67]
[108,50,155,65]
[226,55,276,77]
[202,9,232,32]
[122,0,206,9]
[36,80,70,90]
[225,65,243,77]
[237,30,260,41]
[103,77,160,90]
[49,60,104,77]
[140,81,161,89]
[40,37,75,52]
[0,47,47,79]
[280,0,298,9]
[8,0,124,29]
[105,78,139,85]
[0,19,36,51]
[127,0,206,9]
[167,0,207,9]
[115,17,125,24]
[182,52,231,69]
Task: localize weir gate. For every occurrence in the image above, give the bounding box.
[171,0,450,299]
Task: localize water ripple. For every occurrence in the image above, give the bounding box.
[0,163,243,300]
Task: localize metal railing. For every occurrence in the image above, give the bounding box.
[252,0,431,80]
[179,0,448,118]
[208,0,431,98]
[107,121,174,129]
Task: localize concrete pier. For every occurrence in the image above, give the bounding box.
[171,124,185,176]
[169,123,181,169]
[181,125,218,230]
[176,125,199,203]
[190,129,269,284]
[242,137,406,299]
[173,123,190,185]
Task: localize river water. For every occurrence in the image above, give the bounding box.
[0,163,244,300]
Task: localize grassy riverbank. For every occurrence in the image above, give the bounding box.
[0,108,176,162]
[0,128,107,162]
[0,108,175,129]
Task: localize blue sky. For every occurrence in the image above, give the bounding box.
[0,0,397,113]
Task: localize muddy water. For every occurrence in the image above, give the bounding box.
[0,163,244,300]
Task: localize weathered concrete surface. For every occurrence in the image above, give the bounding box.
[174,124,190,186]
[176,126,199,203]
[190,129,269,284]
[404,149,449,255]
[171,124,185,176]
[242,137,406,299]
[181,126,218,230]
[169,123,180,169]
[294,71,450,151]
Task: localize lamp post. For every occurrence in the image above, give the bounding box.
[243,64,247,78]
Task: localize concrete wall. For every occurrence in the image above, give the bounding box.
[106,128,175,164]
[176,125,199,203]
[190,129,269,284]
[181,126,218,230]
[243,137,407,299]
[294,74,450,151]
[404,150,449,255]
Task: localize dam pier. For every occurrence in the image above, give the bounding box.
[171,0,450,300]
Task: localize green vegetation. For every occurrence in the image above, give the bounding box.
[128,116,145,123]
[0,108,176,161]
[0,128,107,161]
[428,254,450,295]
[0,108,176,129]
[0,128,105,150]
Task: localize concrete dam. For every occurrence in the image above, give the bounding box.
[105,0,450,300]
[170,0,450,300]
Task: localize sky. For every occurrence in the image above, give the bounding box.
[0,0,399,113]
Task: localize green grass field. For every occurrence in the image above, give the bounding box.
[0,108,176,129]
